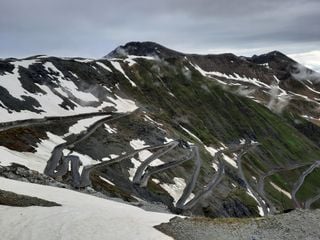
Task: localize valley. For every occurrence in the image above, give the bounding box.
[0,41,320,238]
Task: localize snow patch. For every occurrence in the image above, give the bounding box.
[124,58,137,67]
[73,58,94,63]
[110,61,137,87]
[160,177,194,205]
[128,157,141,181]
[0,177,174,240]
[179,125,203,143]
[43,62,99,102]
[0,132,65,173]
[110,154,119,159]
[270,182,292,199]
[190,62,271,89]
[128,139,164,179]
[205,146,219,171]
[0,59,38,101]
[104,123,117,134]
[205,145,238,169]
[152,179,160,184]
[246,188,264,216]
[96,62,112,72]
[123,55,157,67]
[138,150,164,167]
[222,153,238,168]
[164,137,175,144]
[99,176,115,186]
[69,71,78,78]
[168,92,176,97]
[144,115,164,126]
[304,83,320,95]
[130,139,150,150]
[130,139,163,166]
[259,63,270,69]
[64,115,108,137]
[64,151,100,174]
[108,94,138,113]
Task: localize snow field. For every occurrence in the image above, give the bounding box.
[0,177,174,240]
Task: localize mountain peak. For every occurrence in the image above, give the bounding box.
[105,41,183,59]
[250,50,295,64]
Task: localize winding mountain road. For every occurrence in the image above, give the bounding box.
[132,141,180,184]
[175,145,202,209]
[305,191,320,209]
[181,153,224,210]
[257,163,310,214]
[0,111,112,132]
[44,110,139,186]
[22,107,318,214]
[181,142,259,211]
[79,140,185,187]
[139,150,195,188]
[291,160,320,208]
[235,142,268,215]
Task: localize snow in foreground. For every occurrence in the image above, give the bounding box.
[0,177,174,240]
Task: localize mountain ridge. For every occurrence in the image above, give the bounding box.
[106,41,290,62]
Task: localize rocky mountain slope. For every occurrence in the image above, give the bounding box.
[0,41,320,218]
[156,208,320,240]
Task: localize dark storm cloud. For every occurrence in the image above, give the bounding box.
[0,0,319,58]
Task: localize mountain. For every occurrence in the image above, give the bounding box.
[0,41,320,220]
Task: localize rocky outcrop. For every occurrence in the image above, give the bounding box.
[0,189,61,207]
[0,164,67,188]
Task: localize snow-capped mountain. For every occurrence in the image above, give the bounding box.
[1,41,320,223]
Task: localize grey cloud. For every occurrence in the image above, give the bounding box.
[0,0,319,58]
[267,85,290,114]
[291,63,320,82]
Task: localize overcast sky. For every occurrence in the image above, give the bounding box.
[0,0,319,70]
